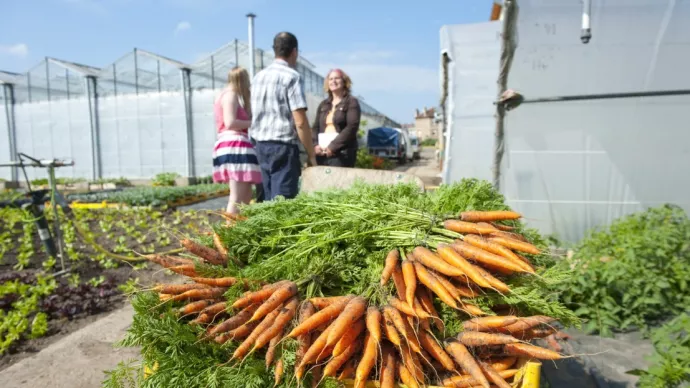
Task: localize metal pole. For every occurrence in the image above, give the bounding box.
[45,58,51,101]
[47,166,66,270]
[3,84,18,181]
[85,76,102,180]
[492,0,518,190]
[234,38,239,67]
[581,0,592,43]
[133,49,139,94]
[210,55,215,89]
[181,68,195,178]
[247,13,257,78]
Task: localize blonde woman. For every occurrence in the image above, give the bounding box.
[212,67,262,215]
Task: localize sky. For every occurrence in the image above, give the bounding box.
[0,0,492,123]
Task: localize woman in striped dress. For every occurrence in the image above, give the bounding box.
[212,67,262,215]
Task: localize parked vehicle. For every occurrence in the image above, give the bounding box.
[367,127,413,163]
[408,132,421,160]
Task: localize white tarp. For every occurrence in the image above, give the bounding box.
[441,0,690,242]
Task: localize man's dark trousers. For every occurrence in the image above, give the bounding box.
[254,141,301,200]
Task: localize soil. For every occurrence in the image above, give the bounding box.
[0,207,223,371]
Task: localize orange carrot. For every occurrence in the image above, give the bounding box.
[158,293,173,302]
[265,328,282,368]
[200,301,228,317]
[365,306,382,344]
[451,280,480,298]
[271,357,283,386]
[471,264,511,294]
[249,282,298,323]
[171,287,226,302]
[444,219,496,235]
[383,305,421,353]
[355,333,377,388]
[436,244,491,288]
[324,340,362,377]
[400,342,424,382]
[442,369,519,387]
[412,246,466,277]
[232,307,281,360]
[389,297,432,320]
[488,235,540,255]
[299,324,334,367]
[445,339,490,388]
[379,344,397,388]
[457,331,519,347]
[523,326,558,339]
[338,359,357,381]
[503,342,563,360]
[179,300,213,315]
[223,321,259,342]
[401,259,417,307]
[288,295,354,338]
[253,296,299,351]
[207,303,259,337]
[326,296,367,346]
[417,288,444,332]
[168,264,199,277]
[232,280,289,309]
[515,253,535,269]
[463,316,518,331]
[490,230,530,243]
[460,302,487,317]
[192,277,240,287]
[212,231,228,256]
[418,330,455,371]
[308,296,350,310]
[391,263,407,300]
[413,262,458,309]
[460,210,521,223]
[380,249,400,286]
[398,362,420,388]
[478,361,512,388]
[491,222,515,231]
[154,283,212,294]
[295,302,316,377]
[190,312,214,325]
[497,315,556,334]
[382,313,402,346]
[428,269,467,302]
[463,234,533,273]
[452,241,529,273]
[333,319,365,357]
[181,238,226,265]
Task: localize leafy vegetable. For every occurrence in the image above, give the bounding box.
[67,184,228,207]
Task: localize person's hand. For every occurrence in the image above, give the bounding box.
[314,145,323,155]
[325,148,334,158]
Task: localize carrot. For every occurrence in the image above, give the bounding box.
[383,313,402,346]
[355,333,377,388]
[380,249,400,286]
[287,295,354,338]
[333,319,365,357]
[338,359,357,381]
[325,296,367,346]
[515,253,535,269]
[391,263,407,300]
[398,362,420,388]
[416,288,444,332]
[503,342,563,360]
[490,229,530,243]
[171,287,226,302]
[490,222,515,231]
[401,259,417,307]
[253,296,299,350]
[452,241,529,273]
[497,315,556,334]
[457,331,519,347]
[179,300,213,315]
[460,210,521,223]
[299,324,334,367]
[442,369,519,387]
[460,302,487,317]
[399,342,424,382]
[232,280,289,309]
[180,238,226,265]
[463,316,519,332]
[220,321,259,343]
[191,312,216,325]
[444,219,497,235]
[232,307,281,360]
[436,244,491,288]
[200,301,228,317]
[488,235,540,255]
[478,361,512,388]
[418,330,455,371]
[365,306,382,344]
[389,297,432,320]
[451,280,480,298]
[308,296,350,310]
[379,343,397,388]
[265,328,282,368]
[324,340,362,377]
[445,339,490,388]
[428,269,467,302]
[192,277,240,287]
[154,283,212,294]
[207,303,258,337]
[273,358,284,386]
[310,364,322,388]
[250,282,298,323]
[463,234,533,273]
[383,305,421,353]
[486,356,517,372]
[471,264,511,294]
[212,231,228,256]
[294,302,316,378]
[413,262,458,309]
[158,293,173,302]
[523,326,558,339]
[146,254,193,268]
[412,246,466,277]
[168,264,199,277]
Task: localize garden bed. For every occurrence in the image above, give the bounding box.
[0,206,222,369]
[65,184,229,208]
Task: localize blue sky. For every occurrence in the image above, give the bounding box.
[0,0,491,123]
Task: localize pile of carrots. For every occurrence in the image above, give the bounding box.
[146,210,567,387]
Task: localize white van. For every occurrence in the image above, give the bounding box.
[393,128,415,163]
[408,132,421,160]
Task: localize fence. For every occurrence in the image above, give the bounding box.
[0,40,399,182]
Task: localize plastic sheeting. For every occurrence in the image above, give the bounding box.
[442,0,690,242]
[0,98,9,180]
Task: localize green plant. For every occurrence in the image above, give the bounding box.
[152,173,180,187]
[420,138,437,146]
[628,312,690,387]
[557,205,690,336]
[355,148,394,170]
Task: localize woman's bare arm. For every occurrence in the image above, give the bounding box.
[221,90,252,130]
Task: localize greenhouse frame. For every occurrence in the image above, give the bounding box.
[0,39,399,182]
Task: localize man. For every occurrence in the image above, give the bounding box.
[250,31,317,201]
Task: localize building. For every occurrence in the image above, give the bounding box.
[414,107,440,141]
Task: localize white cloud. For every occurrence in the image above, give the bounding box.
[175,21,192,35]
[307,49,438,94]
[0,43,29,58]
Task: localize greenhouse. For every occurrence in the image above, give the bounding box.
[0,40,399,181]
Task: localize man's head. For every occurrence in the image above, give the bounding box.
[273,32,298,66]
